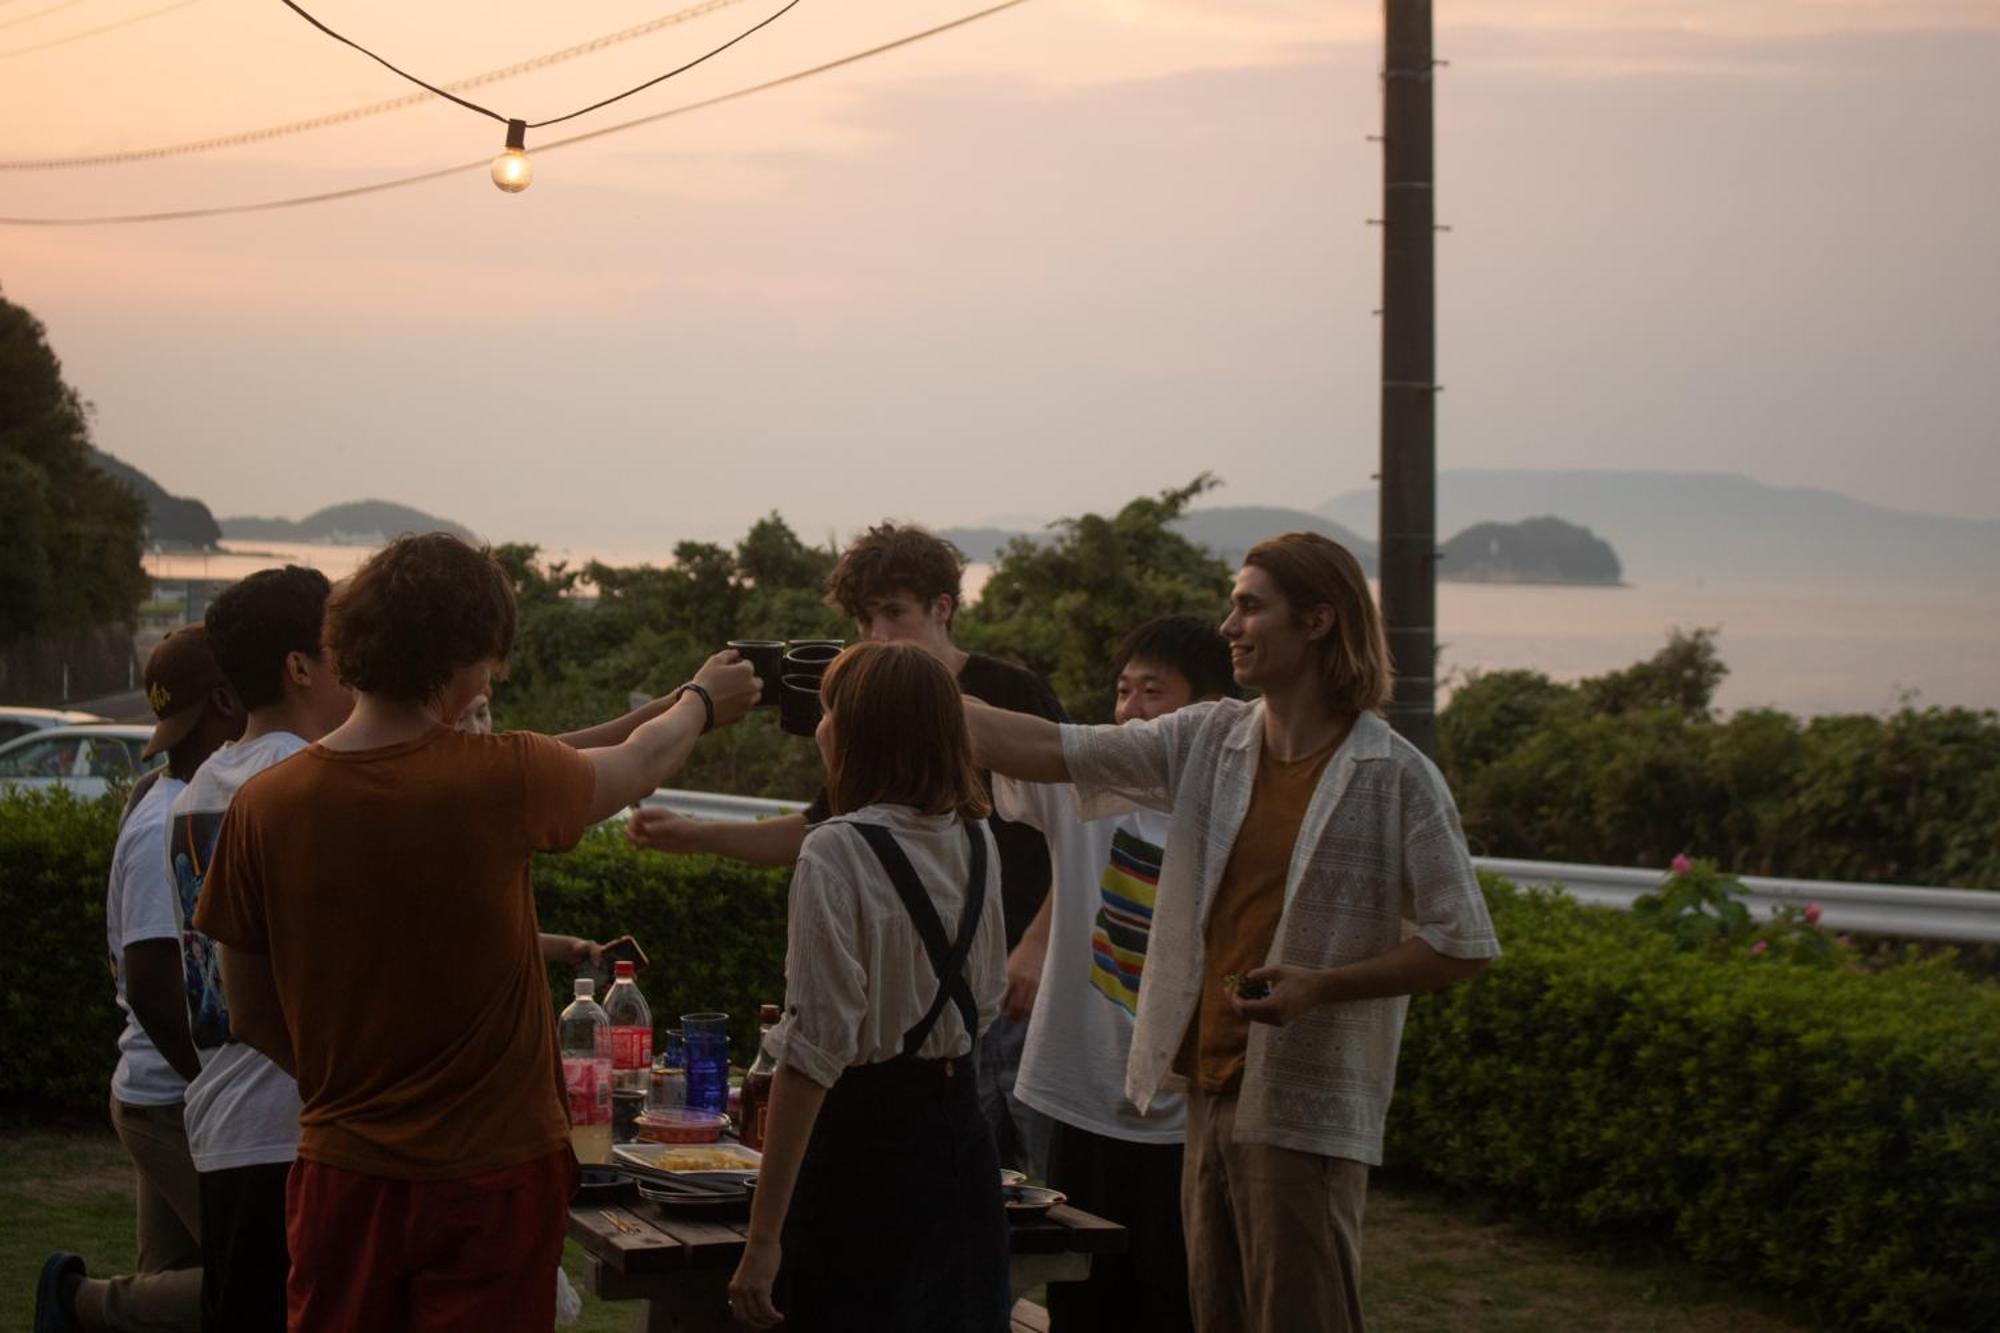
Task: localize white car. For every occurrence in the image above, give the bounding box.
[0,724,159,801]
[0,707,109,747]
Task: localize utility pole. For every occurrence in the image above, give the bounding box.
[1378,0,1439,756]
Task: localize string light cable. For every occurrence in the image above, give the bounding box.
[1,0,750,165]
[275,0,799,188]
[0,0,200,63]
[0,0,1031,225]
[0,0,89,32]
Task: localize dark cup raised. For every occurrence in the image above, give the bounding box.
[780,673,824,737]
[782,642,842,680]
[727,640,786,707]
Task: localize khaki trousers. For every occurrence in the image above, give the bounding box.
[73,1098,203,1333]
[1182,1086,1368,1333]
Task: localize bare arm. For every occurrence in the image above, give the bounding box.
[1232,937,1491,1027]
[582,653,761,823]
[963,697,1070,783]
[1002,894,1053,1022]
[216,944,296,1078]
[728,1065,832,1328]
[625,809,810,868]
[124,939,202,1083]
[555,692,678,751]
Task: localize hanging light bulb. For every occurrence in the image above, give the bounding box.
[491,119,532,193]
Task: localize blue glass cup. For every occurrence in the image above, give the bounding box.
[682,1012,730,1114]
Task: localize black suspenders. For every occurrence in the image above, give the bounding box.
[843,818,989,1059]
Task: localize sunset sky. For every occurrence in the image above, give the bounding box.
[3,0,1996,550]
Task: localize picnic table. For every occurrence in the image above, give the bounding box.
[569,1195,1127,1332]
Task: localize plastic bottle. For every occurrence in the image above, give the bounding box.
[603,961,653,1142]
[739,1004,781,1152]
[560,978,612,1164]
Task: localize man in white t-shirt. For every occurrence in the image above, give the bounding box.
[994,616,1235,1333]
[170,566,354,1331]
[38,627,243,1333]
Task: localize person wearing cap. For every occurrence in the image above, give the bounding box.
[37,626,243,1333]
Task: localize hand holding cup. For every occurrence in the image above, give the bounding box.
[693,649,761,729]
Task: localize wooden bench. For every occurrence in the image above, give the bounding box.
[570,1200,1125,1332]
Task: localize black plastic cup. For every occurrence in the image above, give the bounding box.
[782,642,842,680]
[727,640,786,708]
[780,673,824,737]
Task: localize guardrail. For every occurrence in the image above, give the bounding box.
[641,789,2000,945]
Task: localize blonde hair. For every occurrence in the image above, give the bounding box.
[1242,532,1393,713]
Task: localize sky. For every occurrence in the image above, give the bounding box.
[2,0,1997,551]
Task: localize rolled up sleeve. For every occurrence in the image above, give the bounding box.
[766,853,868,1088]
[1401,799,1502,961]
[1060,702,1214,821]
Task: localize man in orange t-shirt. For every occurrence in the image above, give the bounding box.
[195,533,759,1333]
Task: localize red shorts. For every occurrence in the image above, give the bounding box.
[286,1148,578,1333]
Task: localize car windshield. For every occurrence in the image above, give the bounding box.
[0,737,79,779]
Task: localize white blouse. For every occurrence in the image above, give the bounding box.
[765,804,1006,1089]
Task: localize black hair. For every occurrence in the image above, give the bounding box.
[1111,614,1236,700]
[205,565,333,711]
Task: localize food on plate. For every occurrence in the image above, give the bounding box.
[652,1147,758,1172]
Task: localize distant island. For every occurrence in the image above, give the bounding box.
[88,448,222,548]
[945,506,1625,586]
[1439,516,1622,585]
[1319,469,2000,587]
[220,500,478,546]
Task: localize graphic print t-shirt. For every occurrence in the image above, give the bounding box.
[107,774,190,1107]
[993,775,1185,1144]
[172,731,309,1172]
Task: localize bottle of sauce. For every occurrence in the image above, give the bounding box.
[739,1004,781,1151]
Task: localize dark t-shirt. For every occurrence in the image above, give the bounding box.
[806,651,1066,952]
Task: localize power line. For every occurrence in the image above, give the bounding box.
[0,0,89,31]
[0,0,1031,227]
[274,0,800,130]
[1,0,748,167]
[0,0,199,61]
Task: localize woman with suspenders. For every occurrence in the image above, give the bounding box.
[728,642,1011,1332]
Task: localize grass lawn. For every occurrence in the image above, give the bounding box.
[4,1132,1801,1332]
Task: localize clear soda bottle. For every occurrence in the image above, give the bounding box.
[604,961,654,1092]
[560,978,613,1164]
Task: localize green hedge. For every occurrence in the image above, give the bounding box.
[0,788,124,1118]
[0,789,790,1117]
[1393,875,2000,1331]
[532,828,790,1056]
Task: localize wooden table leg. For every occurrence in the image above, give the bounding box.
[1008,1251,1090,1303]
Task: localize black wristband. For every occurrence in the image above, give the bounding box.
[678,682,716,734]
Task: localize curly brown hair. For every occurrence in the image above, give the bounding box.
[325,533,516,702]
[820,642,989,820]
[822,523,964,625]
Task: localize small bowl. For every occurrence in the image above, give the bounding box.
[1002,1184,1066,1222]
[633,1108,731,1144]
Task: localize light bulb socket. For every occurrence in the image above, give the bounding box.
[505,119,527,152]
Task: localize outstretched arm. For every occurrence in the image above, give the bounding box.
[963,697,1070,783]
[625,809,810,867]
[582,652,760,822]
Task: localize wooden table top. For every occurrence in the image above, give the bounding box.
[570,1197,1128,1276]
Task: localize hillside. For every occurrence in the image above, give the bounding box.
[85,448,221,548]
[945,506,1378,572]
[1321,470,2000,586]
[1440,516,1622,585]
[221,500,477,546]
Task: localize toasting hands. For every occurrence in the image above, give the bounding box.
[693,650,762,730]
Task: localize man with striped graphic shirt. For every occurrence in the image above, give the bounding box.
[994,616,1234,1333]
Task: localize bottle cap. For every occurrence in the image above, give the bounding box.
[759,1004,781,1023]
[614,961,636,979]
[574,978,594,999]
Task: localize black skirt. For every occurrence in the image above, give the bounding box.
[776,1053,1009,1333]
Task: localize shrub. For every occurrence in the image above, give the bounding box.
[533,828,790,1056]
[0,787,124,1118]
[1393,874,2000,1331]
[0,789,792,1116]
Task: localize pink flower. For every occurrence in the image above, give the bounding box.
[1670,854,1693,875]
[1750,939,1769,956]
[1803,902,1822,926]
